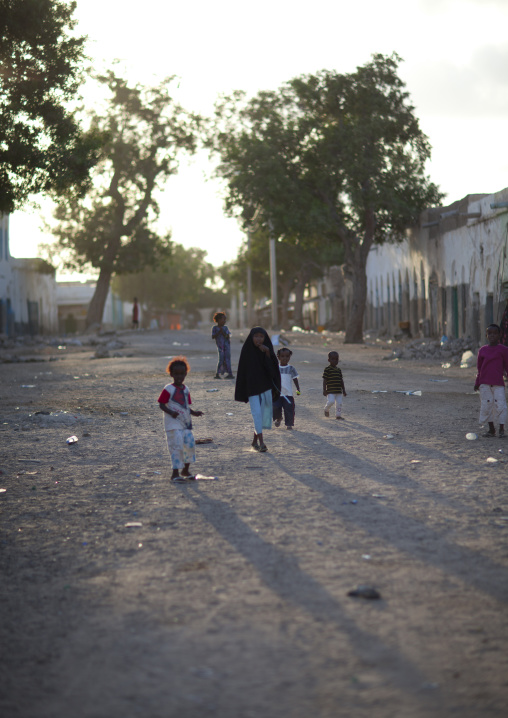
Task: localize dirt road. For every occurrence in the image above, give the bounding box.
[1,328,507,718]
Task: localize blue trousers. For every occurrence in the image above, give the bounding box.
[273,395,295,426]
[248,390,273,434]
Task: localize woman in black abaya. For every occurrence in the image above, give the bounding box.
[235,327,281,452]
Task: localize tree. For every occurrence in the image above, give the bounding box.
[211,54,443,342]
[0,0,102,213]
[49,71,202,327]
[112,244,229,321]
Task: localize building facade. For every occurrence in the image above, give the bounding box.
[363,187,508,341]
[0,215,59,335]
[299,187,508,341]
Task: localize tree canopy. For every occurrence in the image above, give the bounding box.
[0,0,102,213]
[49,71,203,327]
[211,53,443,341]
[112,243,229,322]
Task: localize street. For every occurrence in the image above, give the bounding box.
[1,328,507,718]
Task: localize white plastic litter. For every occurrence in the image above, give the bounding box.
[460,350,475,368]
[465,433,478,440]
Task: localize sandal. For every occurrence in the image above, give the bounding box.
[258,443,268,452]
[482,431,496,438]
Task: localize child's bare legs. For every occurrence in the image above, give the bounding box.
[181,463,193,477]
[499,424,505,438]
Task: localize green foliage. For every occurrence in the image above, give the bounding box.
[49,71,203,326]
[211,53,443,340]
[51,71,202,275]
[0,0,102,212]
[112,244,229,312]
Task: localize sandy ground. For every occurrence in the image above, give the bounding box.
[1,328,507,718]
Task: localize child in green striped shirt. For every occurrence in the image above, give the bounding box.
[323,351,347,419]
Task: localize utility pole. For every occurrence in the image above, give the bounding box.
[269,221,278,329]
[246,228,253,327]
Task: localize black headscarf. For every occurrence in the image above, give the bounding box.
[234,327,281,403]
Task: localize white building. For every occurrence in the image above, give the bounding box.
[300,187,508,341]
[0,214,58,335]
[363,187,508,341]
[56,281,132,333]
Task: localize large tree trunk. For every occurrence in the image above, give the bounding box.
[86,264,113,328]
[86,233,122,329]
[344,209,375,344]
[327,265,345,331]
[344,263,367,343]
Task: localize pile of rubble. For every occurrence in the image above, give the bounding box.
[0,332,129,362]
[384,336,477,365]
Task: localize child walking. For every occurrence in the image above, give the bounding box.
[235,327,281,452]
[323,350,347,419]
[474,324,508,438]
[273,347,300,430]
[212,312,234,379]
[158,356,204,481]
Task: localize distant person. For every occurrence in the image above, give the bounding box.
[212,312,234,379]
[235,327,281,452]
[323,350,347,420]
[132,298,139,329]
[158,356,204,481]
[474,324,508,438]
[273,347,300,430]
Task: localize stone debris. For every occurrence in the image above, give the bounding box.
[348,585,381,599]
[384,336,476,363]
[0,331,127,363]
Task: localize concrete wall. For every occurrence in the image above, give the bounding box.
[0,214,13,334]
[11,258,58,334]
[364,188,508,341]
[298,187,508,341]
[0,214,59,335]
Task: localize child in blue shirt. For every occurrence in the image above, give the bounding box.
[212,312,234,379]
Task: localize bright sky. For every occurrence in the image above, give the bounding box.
[10,0,508,275]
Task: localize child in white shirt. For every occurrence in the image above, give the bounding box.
[273,348,300,430]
